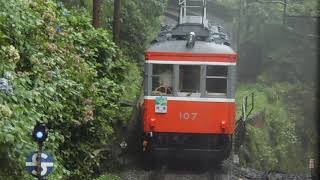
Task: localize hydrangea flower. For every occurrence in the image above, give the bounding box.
[63,9,70,16]
[0,104,12,118]
[57,1,64,8]
[56,25,63,33]
[0,78,13,94]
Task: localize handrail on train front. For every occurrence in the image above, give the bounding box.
[241,92,255,122]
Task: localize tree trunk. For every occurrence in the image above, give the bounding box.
[79,0,85,7]
[113,0,121,44]
[93,0,102,28]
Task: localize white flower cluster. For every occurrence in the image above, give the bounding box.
[2,45,20,64]
[0,104,12,118]
[0,72,13,94]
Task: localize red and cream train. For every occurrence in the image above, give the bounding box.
[141,0,237,162]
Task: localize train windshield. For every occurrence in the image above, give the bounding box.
[206,66,227,96]
[151,64,173,96]
[178,65,200,96]
[146,64,233,98]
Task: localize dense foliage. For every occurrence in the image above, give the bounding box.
[225,0,319,174]
[236,83,306,172]
[216,0,319,16]
[119,0,165,62]
[61,0,166,63]
[0,0,164,179]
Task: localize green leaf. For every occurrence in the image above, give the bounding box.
[5,134,14,143]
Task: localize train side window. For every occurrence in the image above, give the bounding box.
[178,65,201,97]
[151,64,173,96]
[206,66,227,96]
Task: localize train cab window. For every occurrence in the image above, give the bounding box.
[151,64,173,96]
[206,66,227,96]
[178,65,200,97]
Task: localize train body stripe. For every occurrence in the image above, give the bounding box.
[144,96,235,102]
[145,52,237,63]
[145,60,236,66]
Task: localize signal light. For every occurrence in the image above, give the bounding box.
[36,131,44,139]
[32,122,48,143]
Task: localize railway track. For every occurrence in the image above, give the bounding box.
[118,154,310,180]
[119,157,237,180]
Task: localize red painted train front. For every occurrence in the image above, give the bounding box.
[141,0,237,162]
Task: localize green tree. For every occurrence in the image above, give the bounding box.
[0,0,144,179]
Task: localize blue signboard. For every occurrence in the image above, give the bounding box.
[26,152,54,177]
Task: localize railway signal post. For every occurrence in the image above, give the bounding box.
[26,122,54,179]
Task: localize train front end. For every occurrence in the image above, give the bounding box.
[142,40,237,161]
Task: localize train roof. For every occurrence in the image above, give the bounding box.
[147,40,236,54]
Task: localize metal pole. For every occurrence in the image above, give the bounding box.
[183,0,186,18]
[203,0,206,23]
[283,0,287,25]
[179,5,182,24]
[37,142,43,180]
[236,0,242,52]
[202,0,204,26]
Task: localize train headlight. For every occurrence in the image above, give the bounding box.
[221,121,226,129]
[149,118,156,128]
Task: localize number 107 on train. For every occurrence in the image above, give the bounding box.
[179,112,198,120]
